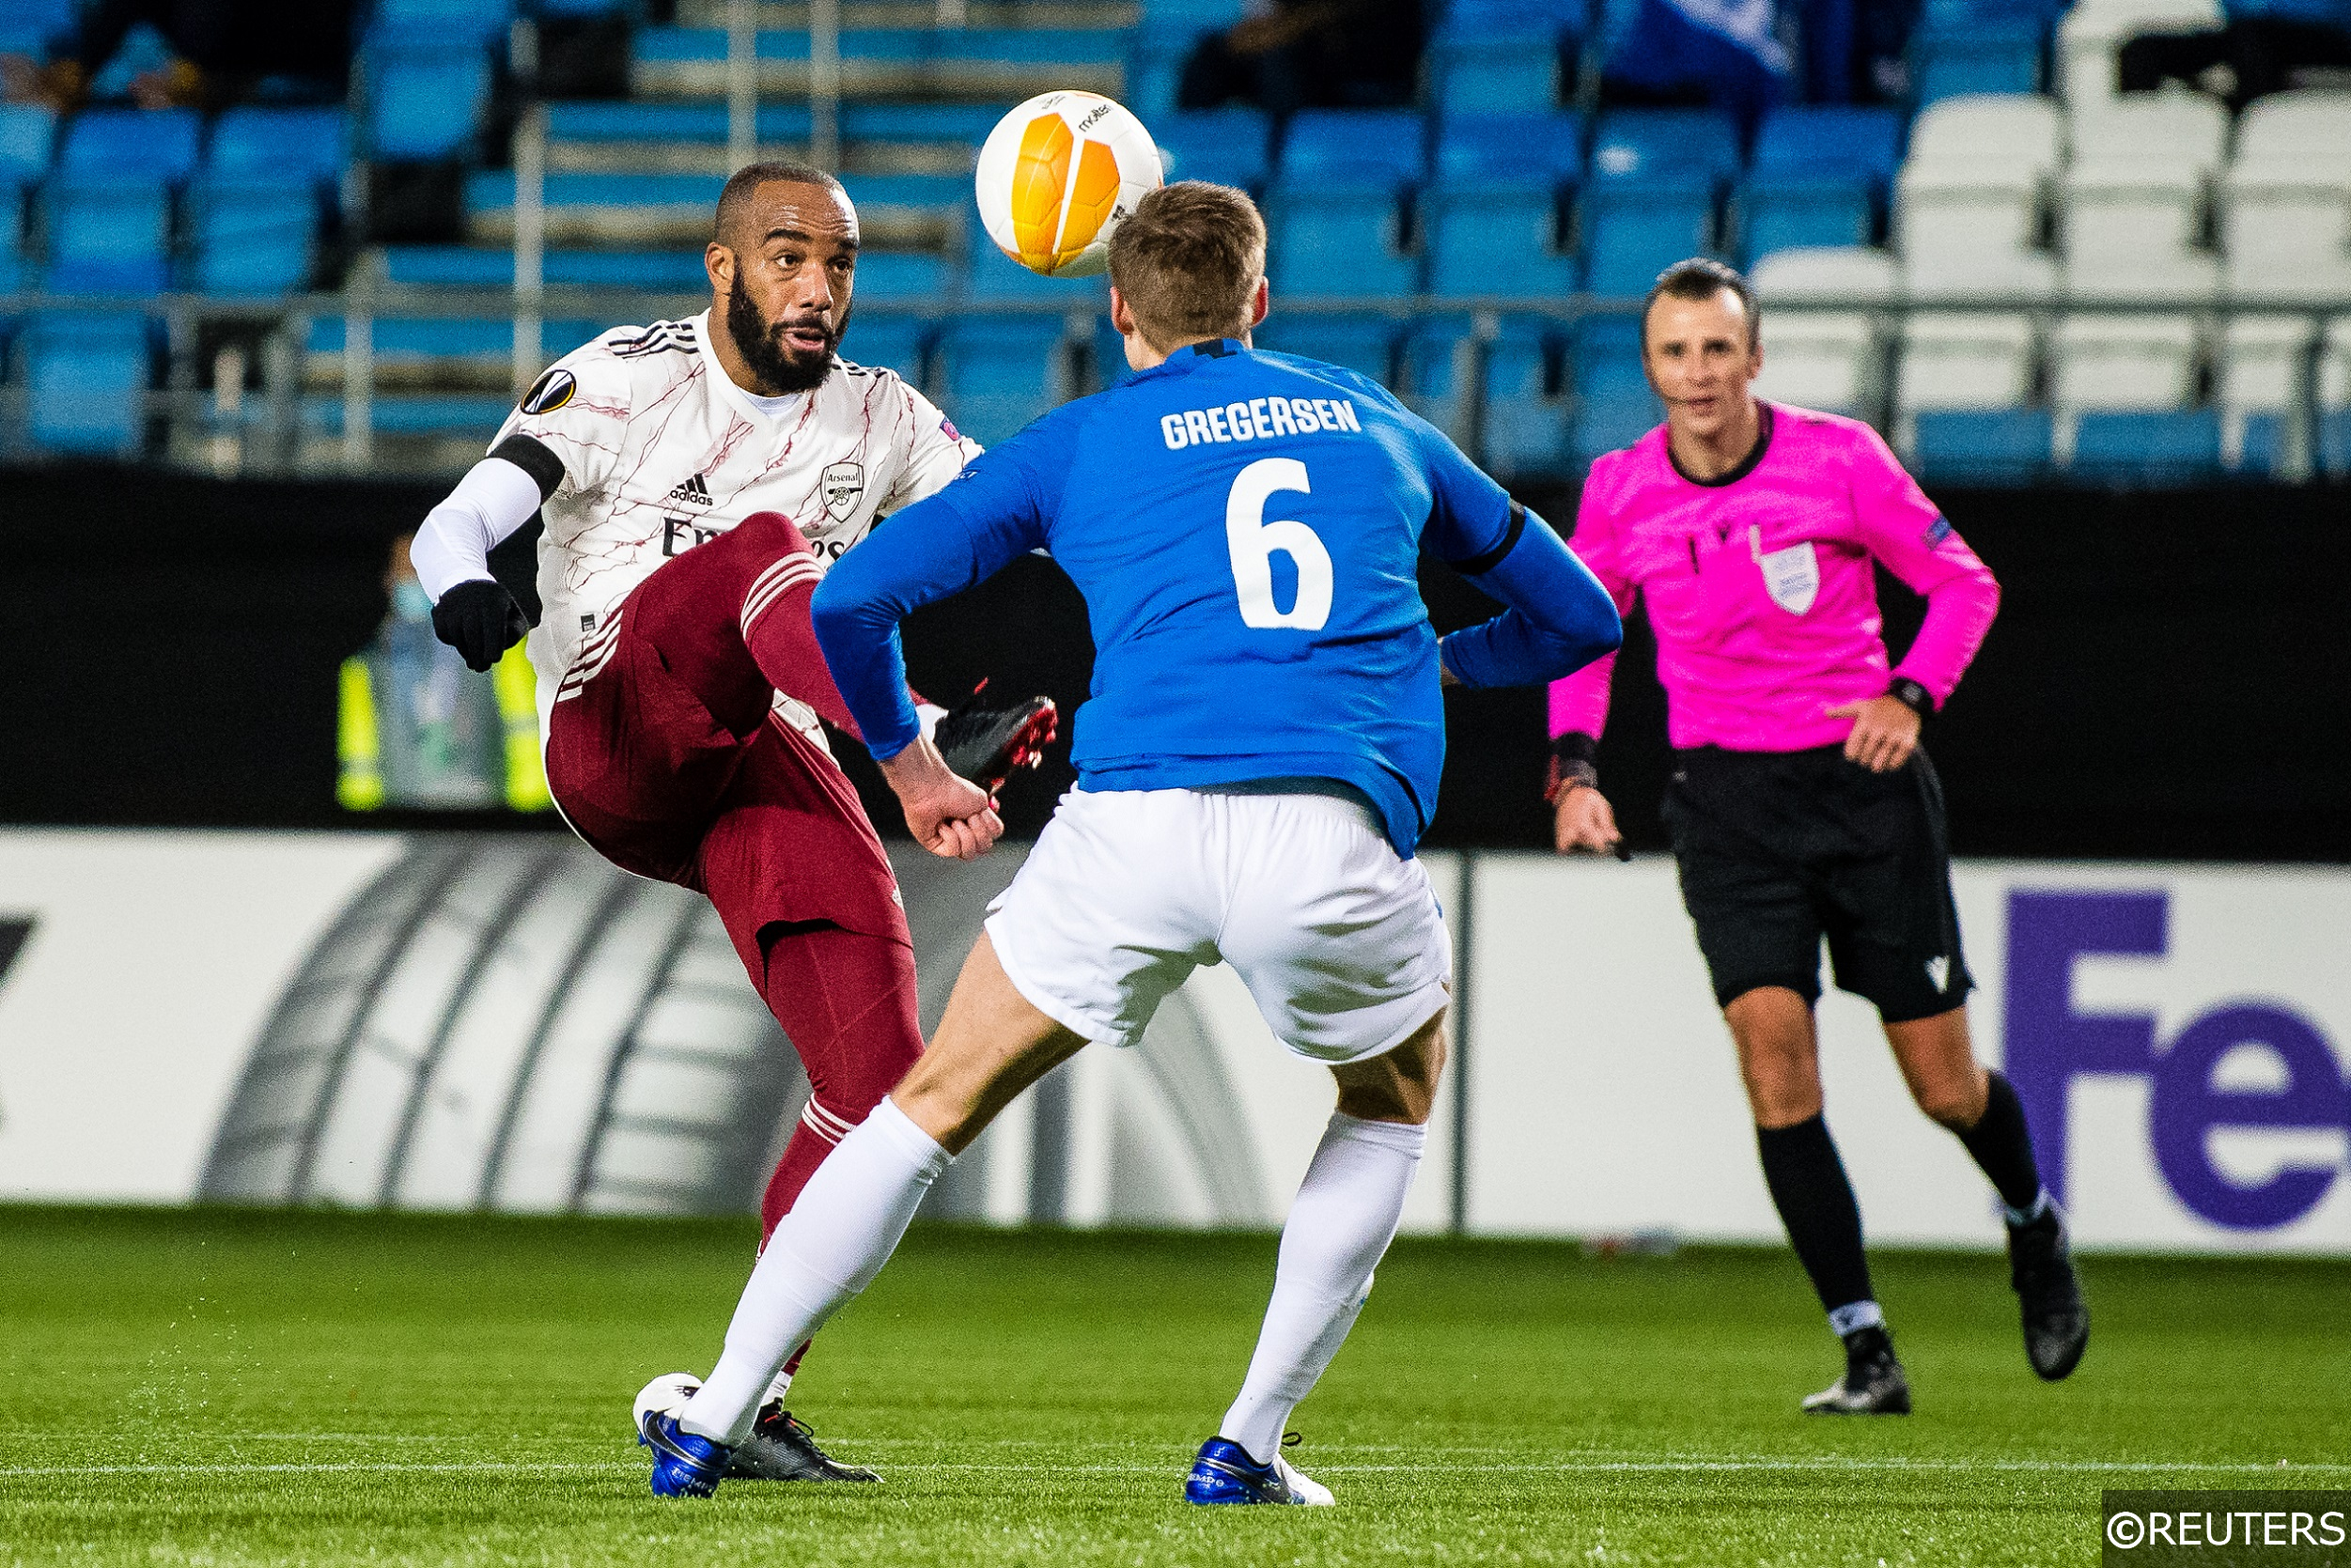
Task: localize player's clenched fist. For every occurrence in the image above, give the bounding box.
[1552,783,1622,858]
[429,579,528,672]
[878,737,1004,861]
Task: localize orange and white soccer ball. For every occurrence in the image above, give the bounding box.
[974,90,1162,278]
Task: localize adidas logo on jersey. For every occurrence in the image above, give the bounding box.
[665,473,714,508]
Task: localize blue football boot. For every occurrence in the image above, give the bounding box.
[1183,1436,1334,1506]
[638,1408,733,1498]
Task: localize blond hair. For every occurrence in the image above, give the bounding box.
[1106,181,1266,350]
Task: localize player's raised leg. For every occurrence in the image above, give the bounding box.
[1188,1012,1444,1508]
[1886,1005,2089,1381]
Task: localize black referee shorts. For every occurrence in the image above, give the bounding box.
[1661,745,1973,1024]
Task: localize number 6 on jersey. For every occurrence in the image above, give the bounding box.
[1225,458,1332,630]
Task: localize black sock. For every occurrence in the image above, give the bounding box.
[1755,1115,1876,1321]
[1955,1070,2045,1215]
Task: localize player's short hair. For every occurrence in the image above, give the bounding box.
[1641,257,1761,351]
[1107,181,1266,350]
[713,160,850,246]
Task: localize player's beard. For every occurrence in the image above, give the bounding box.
[726,272,844,396]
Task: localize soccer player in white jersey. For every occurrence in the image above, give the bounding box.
[406,162,1052,1483]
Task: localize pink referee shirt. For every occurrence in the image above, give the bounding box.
[1549,404,2000,753]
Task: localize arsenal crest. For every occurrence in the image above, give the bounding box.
[822,461,865,524]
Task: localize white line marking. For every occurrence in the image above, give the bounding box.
[2,1455,2342,1481]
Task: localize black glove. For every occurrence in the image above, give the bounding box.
[430,579,528,673]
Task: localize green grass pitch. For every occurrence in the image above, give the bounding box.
[2,1207,2344,1566]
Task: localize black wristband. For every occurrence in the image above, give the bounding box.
[1545,732,1599,804]
[1888,677,1934,719]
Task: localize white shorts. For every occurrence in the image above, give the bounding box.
[985,785,1453,1064]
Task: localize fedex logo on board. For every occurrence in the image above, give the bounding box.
[2005,892,2351,1232]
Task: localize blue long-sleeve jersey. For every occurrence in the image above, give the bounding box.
[812,338,1622,857]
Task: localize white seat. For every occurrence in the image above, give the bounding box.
[2216,314,2318,464]
[2218,315,2317,411]
[1904,95,2064,179]
[2325,317,2351,411]
[1897,313,2039,414]
[2050,314,2202,411]
[2059,0,2224,111]
[2230,90,2351,182]
[1899,98,2063,292]
[1903,246,2060,302]
[2223,191,2351,300]
[1751,246,1901,304]
[1755,311,1884,415]
[2220,92,2351,298]
[2066,90,2230,191]
[2061,96,2229,301]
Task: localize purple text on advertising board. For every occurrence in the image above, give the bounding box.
[2004,891,2349,1231]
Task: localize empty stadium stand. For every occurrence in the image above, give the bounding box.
[0,0,2342,484]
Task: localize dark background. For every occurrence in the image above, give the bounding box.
[2,463,2344,861]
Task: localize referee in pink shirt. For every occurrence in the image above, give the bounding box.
[1549,260,2086,1414]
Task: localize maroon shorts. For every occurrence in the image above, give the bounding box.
[543,515,910,971]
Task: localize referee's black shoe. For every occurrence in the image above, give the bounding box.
[2007,1203,2089,1381]
[936,686,1058,794]
[1802,1326,1911,1415]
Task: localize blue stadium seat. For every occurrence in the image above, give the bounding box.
[1267,112,1425,300]
[0,0,73,54]
[1277,110,1425,186]
[1153,109,1273,191]
[851,251,949,303]
[1909,18,2045,104]
[1738,106,1900,263]
[1572,389,1662,465]
[57,110,203,184]
[1569,315,1648,396]
[1582,110,1738,297]
[1405,314,1570,474]
[1426,115,1581,297]
[1128,0,1249,118]
[2322,411,2351,477]
[964,220,1110,304]
[936,317,1067,446]
[841,103,1002,148]
[0,106,47,293]
[45,184,172,295]
[0,105,55,190]
[1428,7,1576,115]
[23,313,150,456]
[381,246,715,291]
[1912,409,2054,483]
[206,107,350,192]
[366,39,492,162]
[369,0,513,43]
[1402,314,1478,432]
[547,101,813,147]
[2070,409,2223,482]
[1253,314,1397,384]
[841,317,929,387]
[189,186,318,296]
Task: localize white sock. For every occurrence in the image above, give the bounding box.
[761,1367,793,1407]
[1219,1112,1425,1465]
[1829,1299,1885,1338]
[678,1099,950,1445]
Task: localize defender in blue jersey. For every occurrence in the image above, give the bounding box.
[634,184,1621,1506]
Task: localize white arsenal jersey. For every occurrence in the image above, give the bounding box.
[487,309,980,730]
